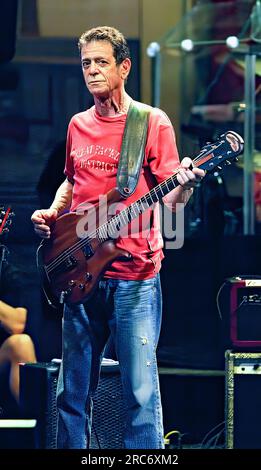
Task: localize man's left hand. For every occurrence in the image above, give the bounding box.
[177,157,205,190]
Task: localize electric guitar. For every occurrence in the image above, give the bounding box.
[37,130,244,307]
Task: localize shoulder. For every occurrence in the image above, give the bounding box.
[132,101,172,126]
[150,107,172,127]
[68,107,94,129]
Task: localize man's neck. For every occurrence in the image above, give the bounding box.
[94,93,132,117]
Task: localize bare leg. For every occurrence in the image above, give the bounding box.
[0,334,36,402]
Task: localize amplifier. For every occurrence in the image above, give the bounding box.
[20,359,126,449]
[225,350,261,448]
[228,277,261,348]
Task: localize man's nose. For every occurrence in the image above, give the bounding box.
[89,62,99,74]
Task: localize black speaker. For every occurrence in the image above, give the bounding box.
[90,362,126,449]
[20,360,126,449]
[20,361,59,448]
[0,1,18,63]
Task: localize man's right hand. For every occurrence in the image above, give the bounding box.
[31,208,58,238]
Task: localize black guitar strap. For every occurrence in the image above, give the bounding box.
[117,100,151,198]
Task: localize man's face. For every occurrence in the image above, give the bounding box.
[81,40,131,98]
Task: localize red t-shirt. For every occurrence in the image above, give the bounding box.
[64,101,180,280]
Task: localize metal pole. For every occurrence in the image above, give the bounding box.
[243,53,256,235]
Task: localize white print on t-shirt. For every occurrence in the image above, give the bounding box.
[79,159,117,172]
[74,145,120,161]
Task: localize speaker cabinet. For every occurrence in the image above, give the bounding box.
[20,360,126,449]
[90,362,126,449]
[20,361,59,449]
[225,350,261,448]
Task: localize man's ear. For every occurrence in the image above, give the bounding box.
[120,58,131,80]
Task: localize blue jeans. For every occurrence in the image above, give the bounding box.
[56,274,164,449]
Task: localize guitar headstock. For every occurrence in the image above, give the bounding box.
[0,206,15,237]
[194,131,244,172]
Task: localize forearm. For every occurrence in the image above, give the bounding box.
[163,186,193,212]
[0,301,27,335]
[49,178,73,215]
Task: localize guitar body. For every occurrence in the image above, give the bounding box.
[37,189,131,307]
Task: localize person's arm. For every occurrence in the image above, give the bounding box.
[49,177,73,214]
[0,301,27,335]
[31,178,73,238]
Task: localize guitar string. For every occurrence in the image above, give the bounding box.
[45,139,228,274]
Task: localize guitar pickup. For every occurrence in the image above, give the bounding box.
[51,256,77,277]
[65,256,77,269]
[82,244,94,259]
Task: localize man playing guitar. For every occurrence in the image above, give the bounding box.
[31,26,205,449]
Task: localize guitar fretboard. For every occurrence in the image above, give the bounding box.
[96,172,180,242]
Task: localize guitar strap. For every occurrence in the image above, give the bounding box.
[117,100,151,198]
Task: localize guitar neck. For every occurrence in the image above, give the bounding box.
[97,172,180,242]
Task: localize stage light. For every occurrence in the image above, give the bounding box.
[226,36,239,49]
[180,39,194,52]
[147,42,160,58]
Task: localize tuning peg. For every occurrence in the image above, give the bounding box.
[225,160,232,165]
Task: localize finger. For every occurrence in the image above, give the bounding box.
[177,173,193,187]
[31,212,45,223]
[34,223,50,233]
[178,168,195,183]
[180,157,193,169]
[44,210,57,221]
[193,168,205,178]
[34,226,51,239]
